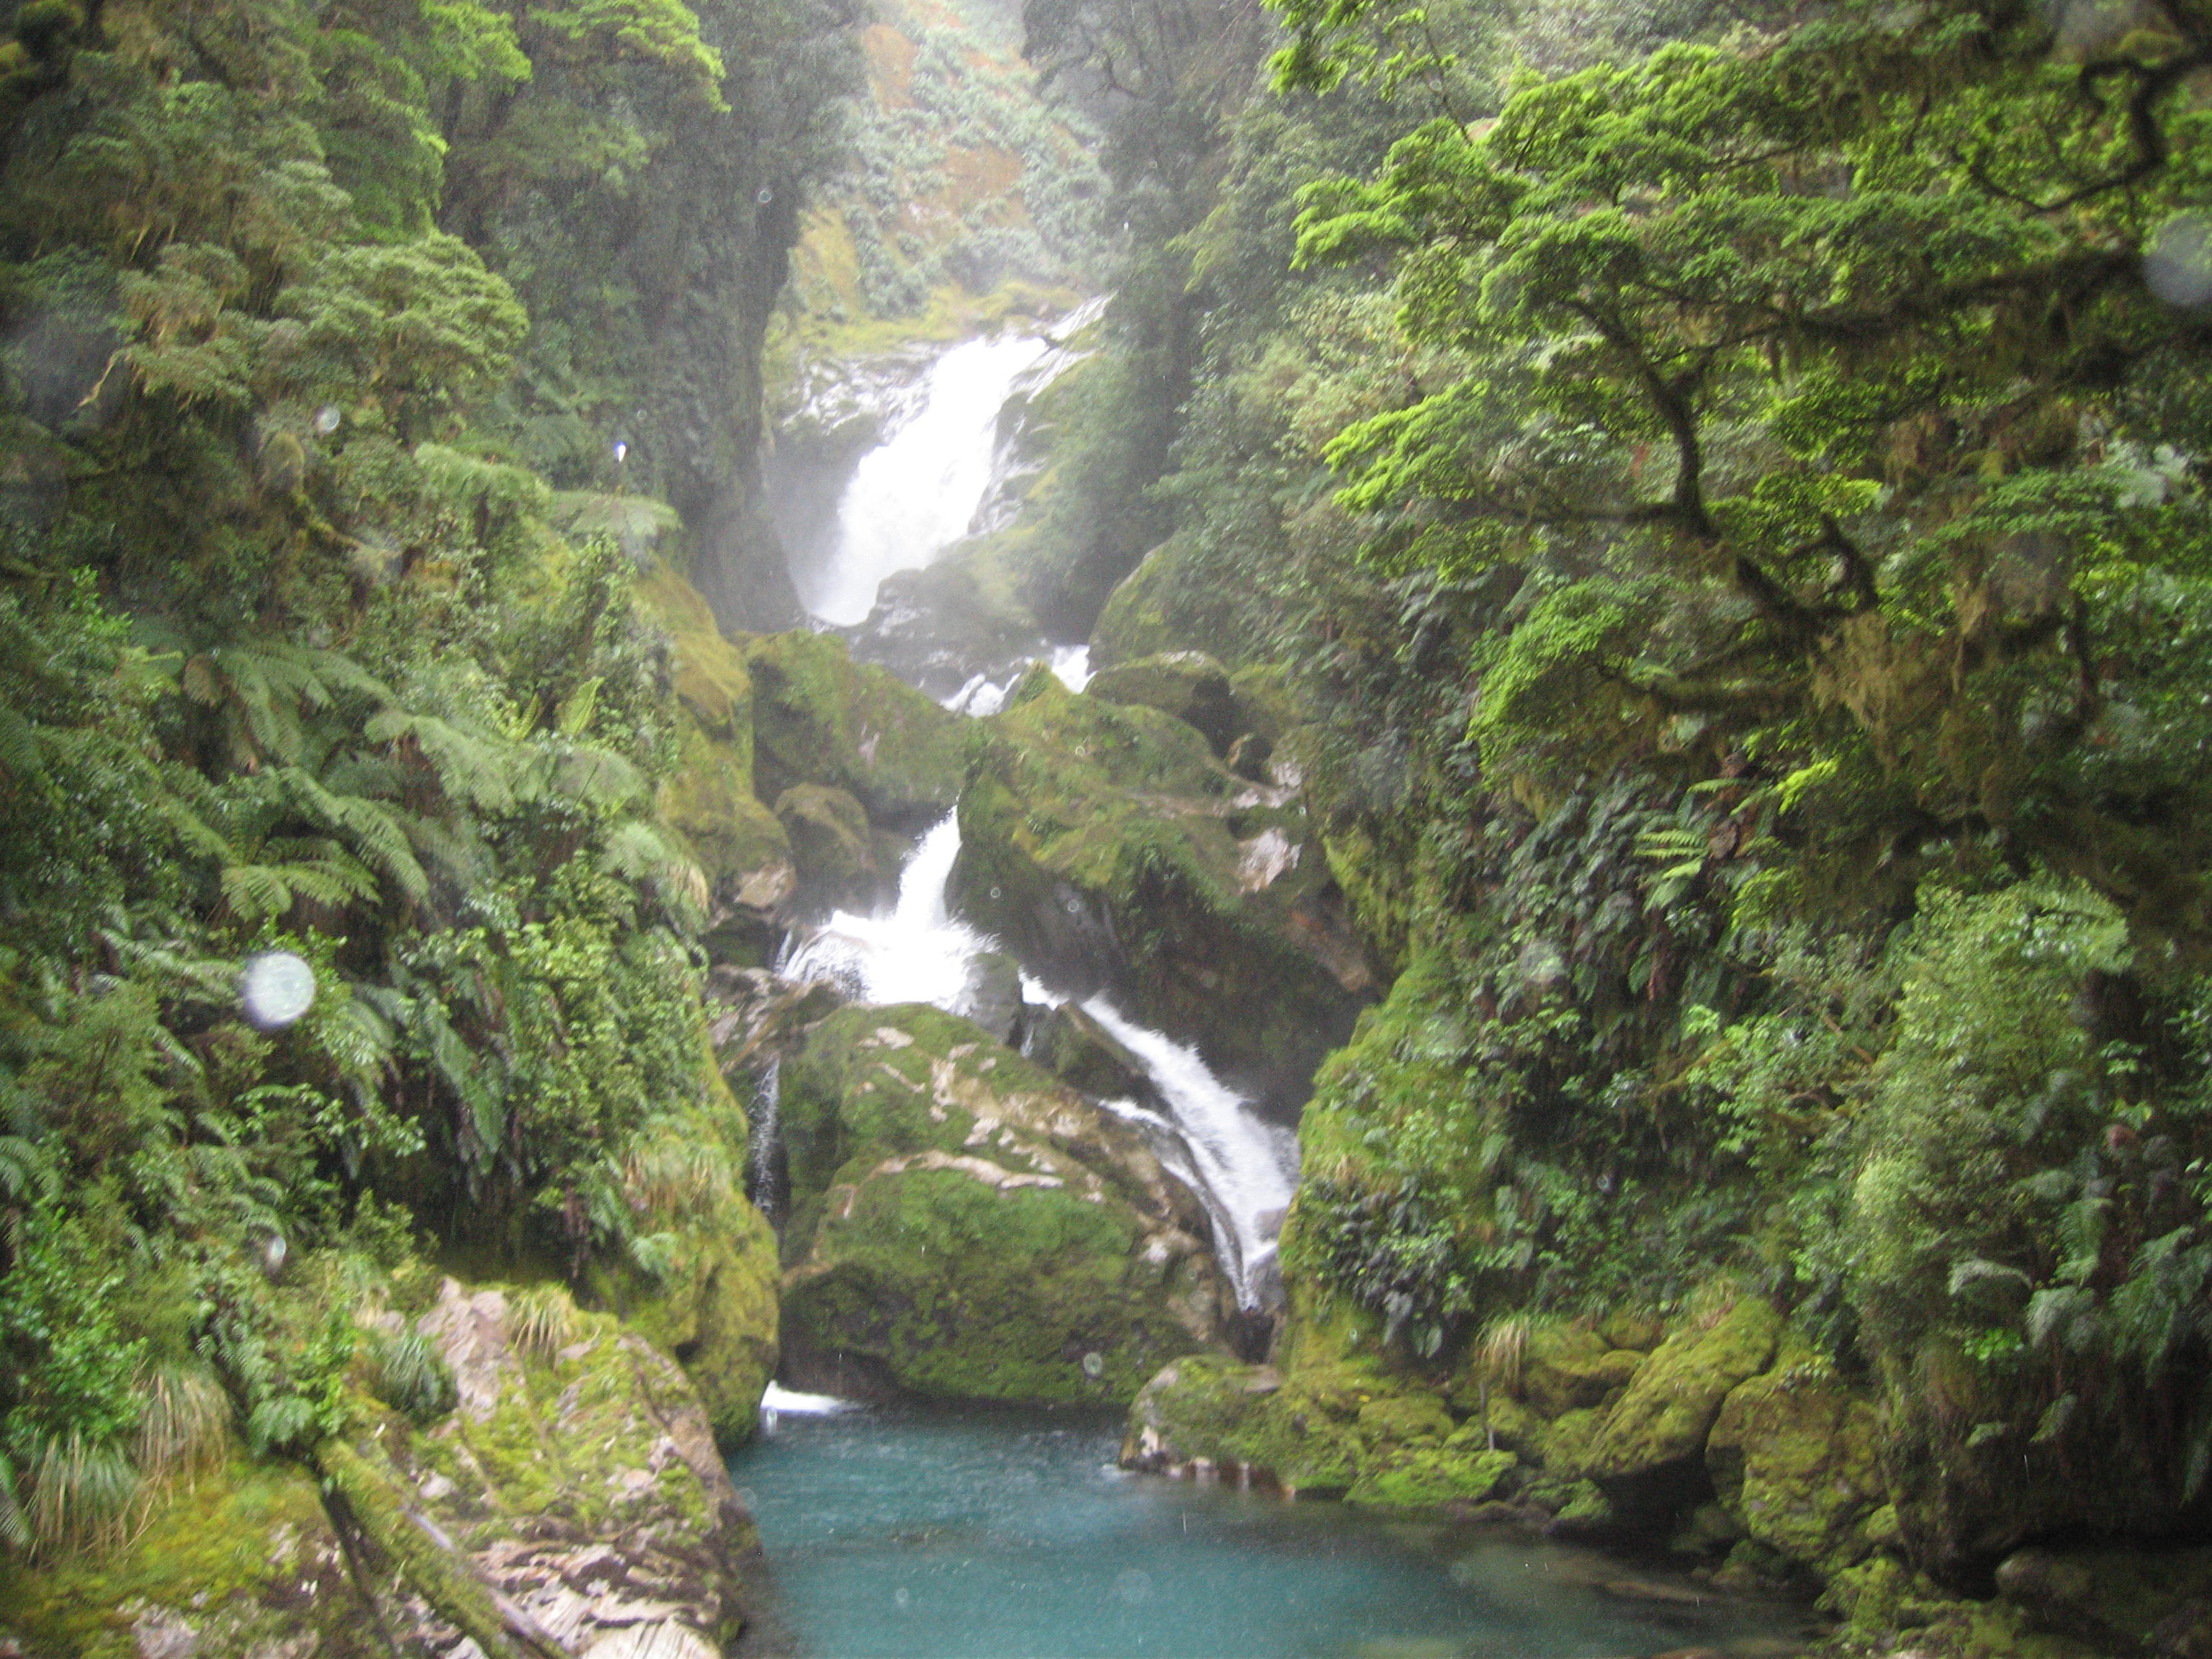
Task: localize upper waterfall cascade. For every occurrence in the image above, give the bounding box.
[797,331,1055,626]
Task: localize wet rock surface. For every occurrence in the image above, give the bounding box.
[0,1282,762,1658]
[776,1002,1233,1403]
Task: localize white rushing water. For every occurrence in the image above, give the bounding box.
[799,332,1056,626]
[940,644,1091,718]
[781,814,1298,1309]
[781,817,985,1007]
[1080,999,1296,1308]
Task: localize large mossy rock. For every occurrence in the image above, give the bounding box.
[774,782,884,914]
[1086,650,1241,752]
[1706,1347,1887,1575]
[1519,1323,1646,1417]
[953,668,1372,1114]
[1578,1296,1781,1513]
[1120,1351,1517,1511]
[0,1280,758,1659]
[740,629,965,826]
[777,1002,1231,1402]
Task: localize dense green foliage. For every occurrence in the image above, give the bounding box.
[1026,0,2212,1582]
[0,0,846,1564]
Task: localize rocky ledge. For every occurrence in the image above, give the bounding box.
[0,1280,760,1659]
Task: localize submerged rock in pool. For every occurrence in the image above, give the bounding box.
[778,1002,1234,1402]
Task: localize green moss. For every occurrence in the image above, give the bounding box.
[787,1164,1192,1401]
[0,1462,362,1659]
[320,1437,524,1659]
[1582,1297,1782,1480]
[1084,651,1240,752]
[1519,1324,1644,1417]
[1346,1442,1516,1511]
[741,629,964,822]
[1706,1344,1885,1573]
[778,1003,1225,1403]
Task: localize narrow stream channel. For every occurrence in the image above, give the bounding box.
[730,1400,1813,1659]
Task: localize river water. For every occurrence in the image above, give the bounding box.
[731,1399,1811,1659]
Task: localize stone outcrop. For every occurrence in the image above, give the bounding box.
[0,1281,761,1658]
[739,629,964,828]
[776,1002,1233,1402]
[774,782,885,914]
[952,666,1372,1115]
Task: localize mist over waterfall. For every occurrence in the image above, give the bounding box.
[797,332,1056,626]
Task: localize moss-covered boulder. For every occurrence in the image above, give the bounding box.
[953,667,1372,1113]
[775,782,884,913]
[1580,1297,1782,1494]
[0,1280,759,1659]
[1706,1349,1887,1575]
[1087,650,1241,752]
[1519,1323,1646,1417]
[741,629,965,825]
[778,1003,1231,1402]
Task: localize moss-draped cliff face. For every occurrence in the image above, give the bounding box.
[0,1275,760,1658]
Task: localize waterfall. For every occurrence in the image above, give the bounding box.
[781,813,1298,1310]
[798,332,1056,626]
[780,817,988,1007]
[1079,1000,1296,1310]
[745,1058,787,1225]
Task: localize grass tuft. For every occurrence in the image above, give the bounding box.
[507,1282,583,1365]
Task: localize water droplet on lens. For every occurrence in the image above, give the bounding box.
[757,186,775,205]
[2146,213,2212,307]
[1116,1568,1151,1604]
[1082,1351,1105,1377]
[240,951,317,1030]
[894,1586,910,1609]
[313,404,341,434]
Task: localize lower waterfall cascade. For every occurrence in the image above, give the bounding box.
[778,812,1299,1311]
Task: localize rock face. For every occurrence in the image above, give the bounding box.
[740,629,965,827]
[952,667,1372,1115]
[0,1281,760,1658]
[1117,1287,1899,1601]
[775,782,885,914]
[777,1002,1233,1402]
[640,567,796,967]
